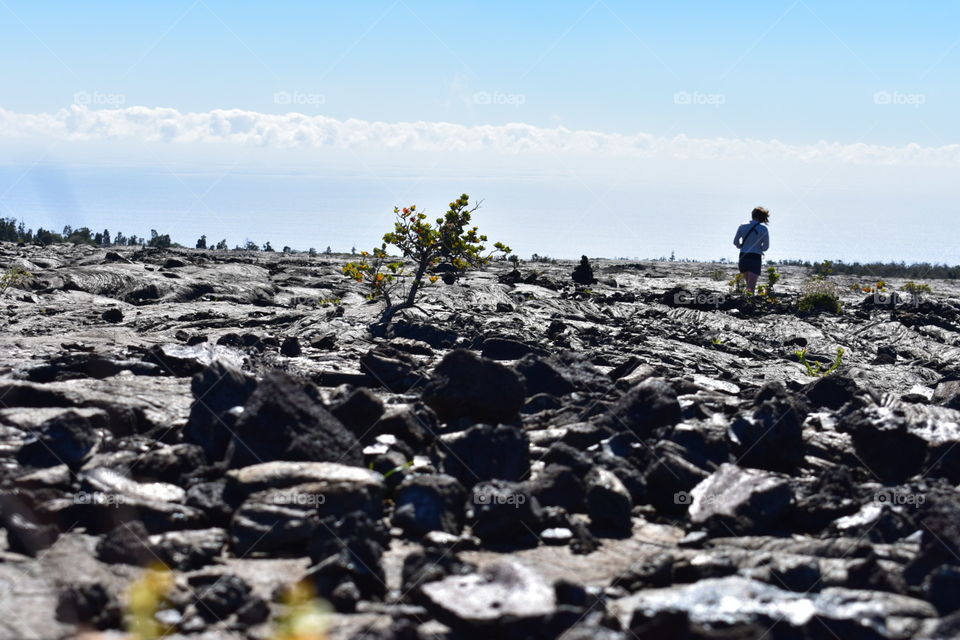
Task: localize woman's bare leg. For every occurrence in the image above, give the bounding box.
[746,272,759,293]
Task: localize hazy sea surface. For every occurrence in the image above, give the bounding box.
[0,164,956,265]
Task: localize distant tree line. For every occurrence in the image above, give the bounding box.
[775,258,960,280]
[0,218,177,248]
[0,215,358,257]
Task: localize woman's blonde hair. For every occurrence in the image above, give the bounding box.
[751,207,770,223]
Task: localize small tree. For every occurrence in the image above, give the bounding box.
[215,239,227,251]
[196,235,207,249]
[344,194,510,324]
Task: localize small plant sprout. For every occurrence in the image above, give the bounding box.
[344,195,510,324]
[728,273,747,294]
[382,459,415,480]
[795,347,846,377]
[766,266,782,291]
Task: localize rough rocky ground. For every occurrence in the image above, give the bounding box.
[2,242,960,640]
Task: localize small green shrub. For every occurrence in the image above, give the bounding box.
[766,266,782,291]
[798,278,841,313]
[0,266,31,297]
[901,281,932,295]
[812,260,835,276]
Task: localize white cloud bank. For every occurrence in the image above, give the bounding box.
[1,104,959,167]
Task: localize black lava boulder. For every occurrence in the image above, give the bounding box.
[183,360,257,462]
[229,370,362,468]
[391,473,467,537]
[438,423,530,487]
[422,350,526,425]
[604,378,681,437]
[16,410,99,469]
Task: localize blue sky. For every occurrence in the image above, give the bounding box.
[2,0,957,144]
[0,1,958,261]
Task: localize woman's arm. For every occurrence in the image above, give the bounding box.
[733,226,743,249]
[760,229,770,253]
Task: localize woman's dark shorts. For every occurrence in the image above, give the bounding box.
[738,252,763,275]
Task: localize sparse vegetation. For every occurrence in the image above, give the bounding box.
[901,281,932,295]
[0,266,31,297]
[343,194,510,324]
[728,272,746,294]
[796,347,846,377]
[812,260,835,277]
[798,278,842,314]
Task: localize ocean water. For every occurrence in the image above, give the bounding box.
[0,162,956,265]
